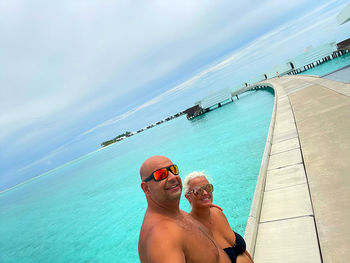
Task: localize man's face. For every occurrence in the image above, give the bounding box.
[141,156,182,204]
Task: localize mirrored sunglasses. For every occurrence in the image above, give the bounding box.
[187,183,214,196]
[143,164,179,182]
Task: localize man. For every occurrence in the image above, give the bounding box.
[138,155,230,263]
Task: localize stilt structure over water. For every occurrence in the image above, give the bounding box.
[287,48,348,75]
[183,105,206,120]
[184,87,252,119]
[185,4,350,120]
[336,2,350,51]
[184,45,348,120]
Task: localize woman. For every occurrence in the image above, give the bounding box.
[184,171,254,263]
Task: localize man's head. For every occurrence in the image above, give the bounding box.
[140,156,182,208]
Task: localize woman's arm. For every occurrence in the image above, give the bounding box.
[244,250,254,262]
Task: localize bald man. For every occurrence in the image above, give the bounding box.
[138,155,230,263]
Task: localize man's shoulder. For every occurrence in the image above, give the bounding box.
[149,221,183,242]
[141,211,186,237]
[147,214,184,235]
[139,213,187,263]
[139,213,185,256]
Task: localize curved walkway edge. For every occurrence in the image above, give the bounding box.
[244,75,350,263]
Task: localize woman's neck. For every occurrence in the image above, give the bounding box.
[190,206,211,224]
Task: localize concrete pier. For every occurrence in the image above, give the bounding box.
[244,75,350,263]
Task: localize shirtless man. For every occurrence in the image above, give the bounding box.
[138,155,230,263]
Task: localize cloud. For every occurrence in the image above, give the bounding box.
[0,0,314,140]
[75,0,347,137]
[78,87,171,136]
[2,0,348,190]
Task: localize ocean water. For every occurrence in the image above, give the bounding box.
[0,89,274,263]
[299,52,350,76]
[2,49,350,262]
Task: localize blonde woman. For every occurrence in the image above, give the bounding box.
[184,171,253,263]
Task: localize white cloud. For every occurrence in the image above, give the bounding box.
[2,0,348,189]
[78,90,167,136]
[75,0,347,137]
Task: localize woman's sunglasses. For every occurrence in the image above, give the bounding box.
[143,164,179,182]
[187,184,214,196]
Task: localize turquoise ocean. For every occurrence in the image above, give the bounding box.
[1,53,349,262]
[1,89,274,262]
[299,51,350,76]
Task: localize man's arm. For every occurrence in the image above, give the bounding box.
[145,226,186,263]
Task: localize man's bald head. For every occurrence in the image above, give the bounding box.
[140,155,172,181]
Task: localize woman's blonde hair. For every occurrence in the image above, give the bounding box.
[183,171,212,195]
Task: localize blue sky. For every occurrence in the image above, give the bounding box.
[1,0,349,190]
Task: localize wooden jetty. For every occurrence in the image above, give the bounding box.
[184,46,349,120]
[184,85,274,119]
[184,87,250,119]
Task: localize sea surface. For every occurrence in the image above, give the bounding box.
[0,89,274,263]
[299,51,350,76]
[1,53,349,263]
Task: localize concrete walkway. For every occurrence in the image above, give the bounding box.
[322,65,350,83]
[248,75,350,263]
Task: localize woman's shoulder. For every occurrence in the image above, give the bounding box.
[210,204,223,211]
[210,207,235,244]
[210,206,232,225]
[210,206,226,218]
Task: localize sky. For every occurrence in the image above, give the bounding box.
[1,0,349,191]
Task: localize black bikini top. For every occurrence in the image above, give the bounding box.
[223,232,246,263]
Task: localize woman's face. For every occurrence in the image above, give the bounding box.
[185,176,213,208]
